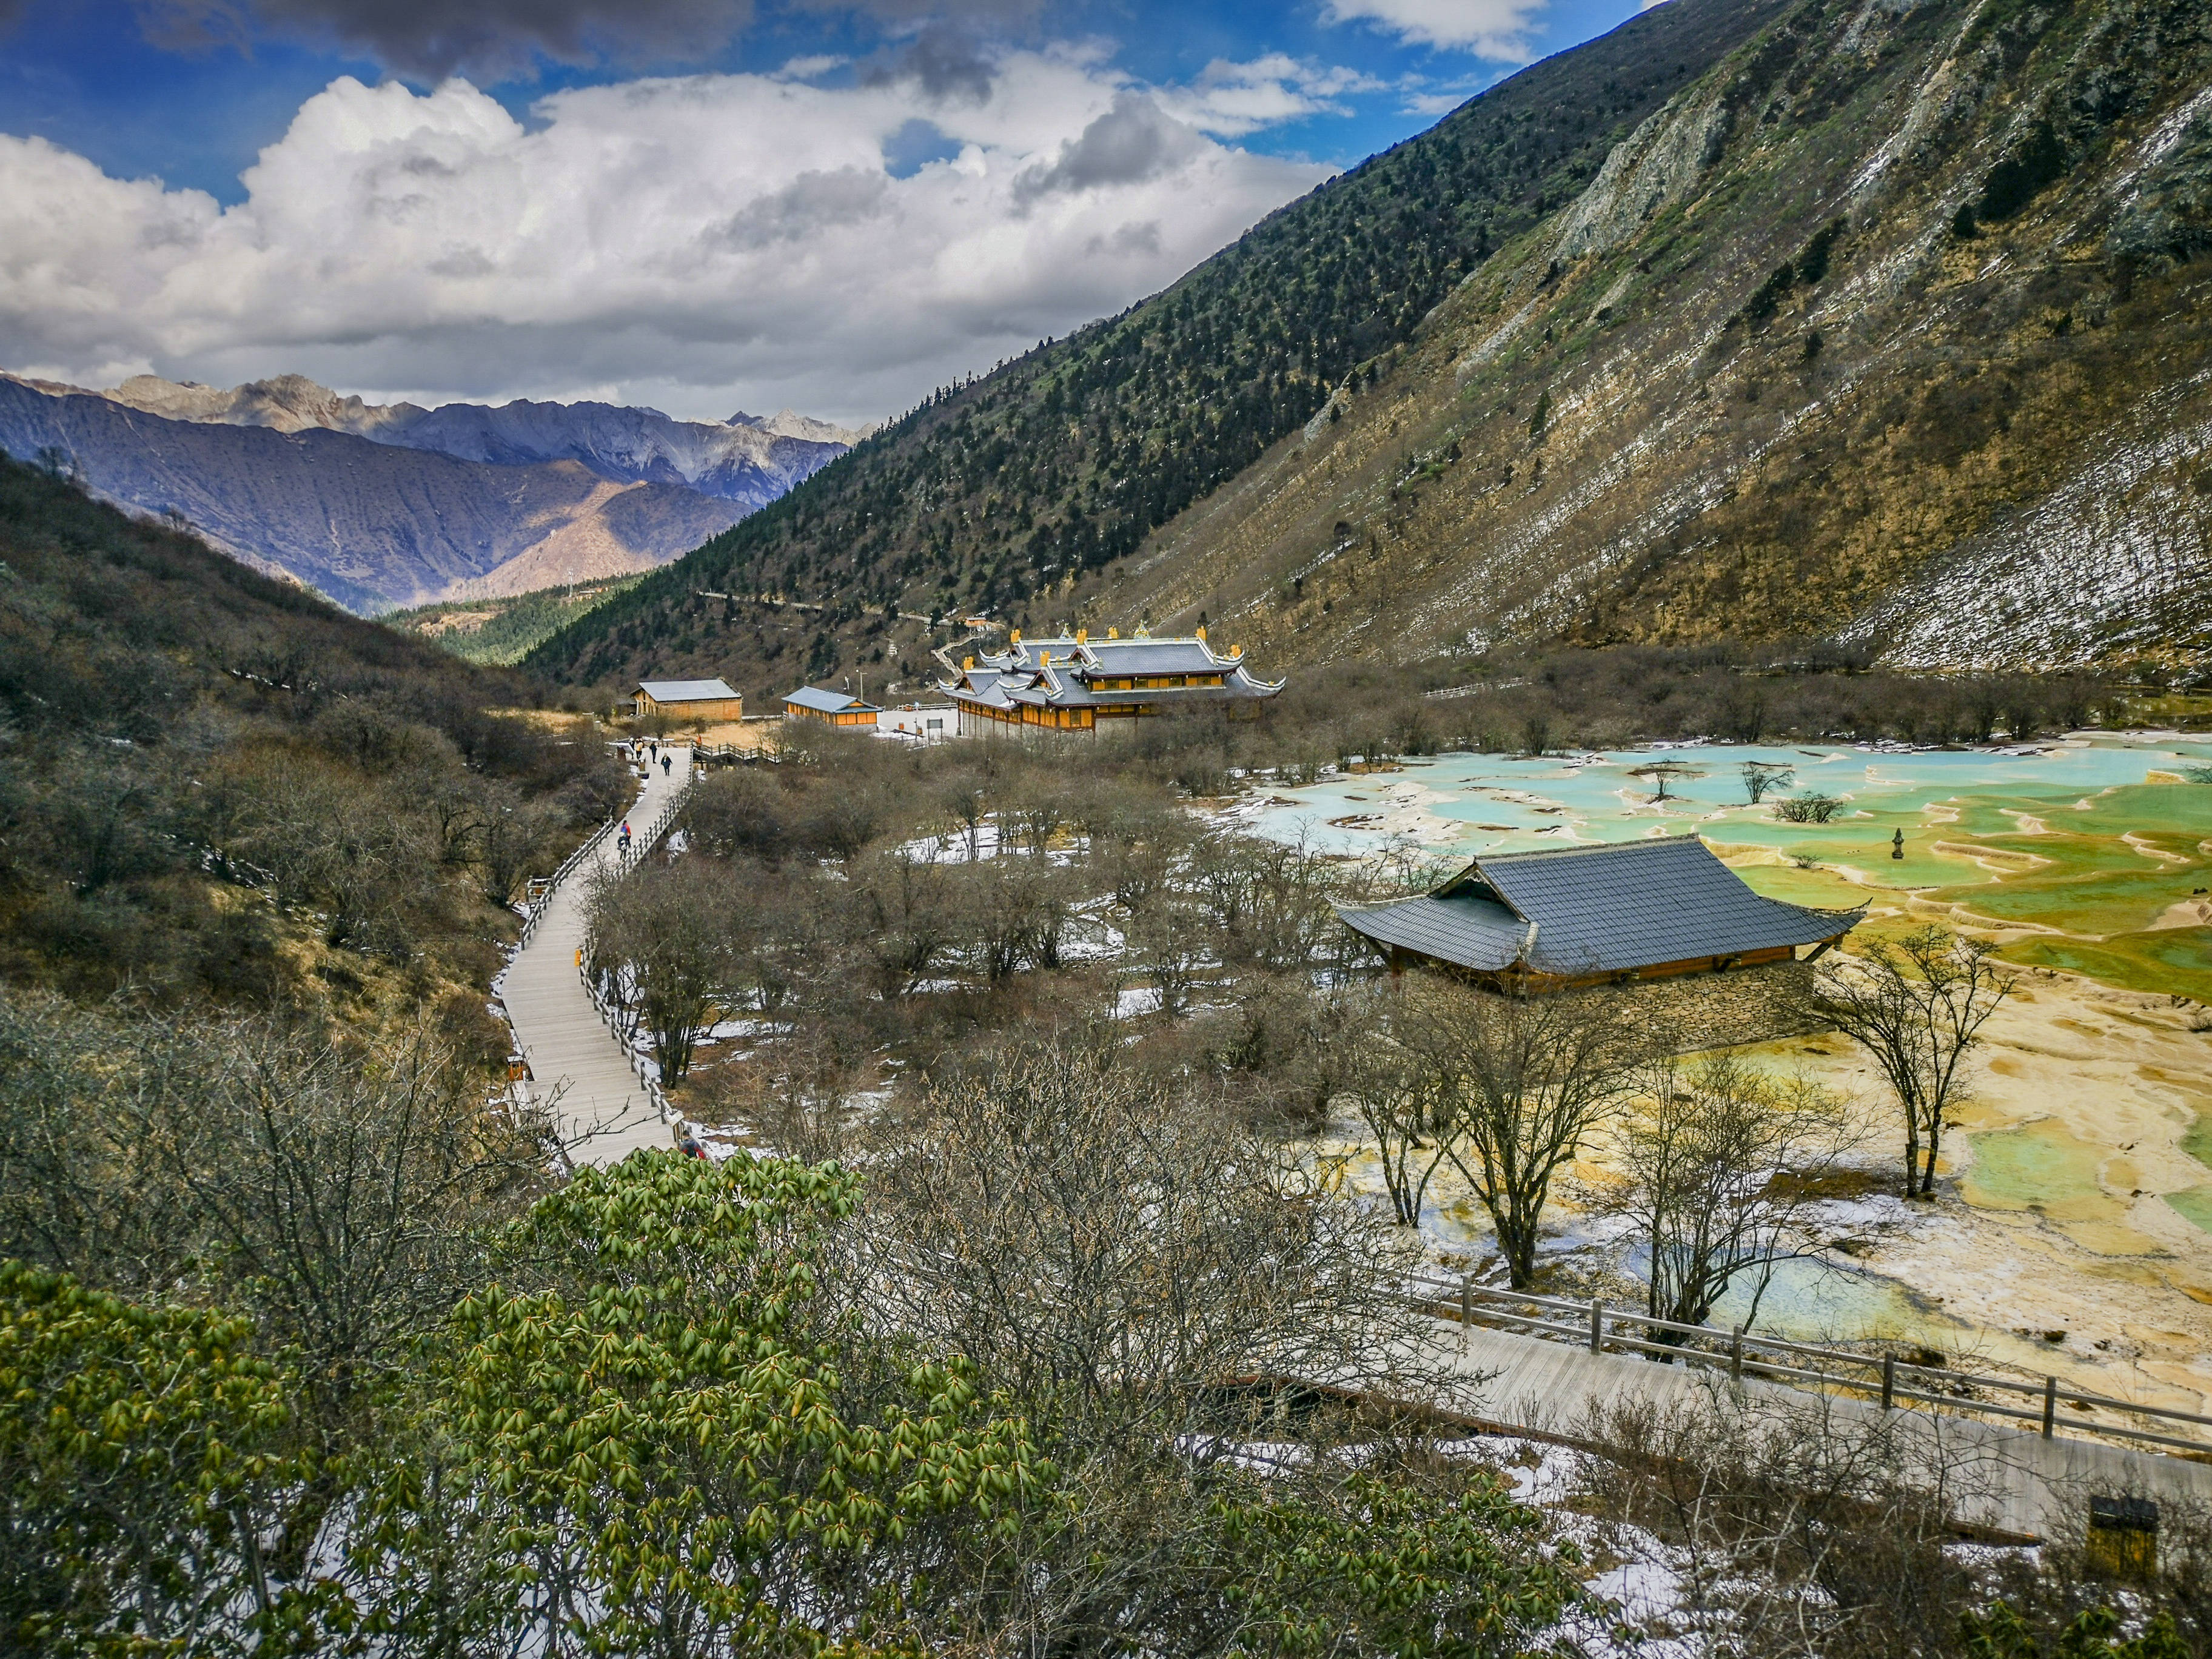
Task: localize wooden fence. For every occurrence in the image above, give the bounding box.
[1408,1274,2212,1459]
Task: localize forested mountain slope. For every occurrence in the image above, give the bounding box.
[0,455,620,1033]
[1091,0,2212,674]
[526,0,1794,688]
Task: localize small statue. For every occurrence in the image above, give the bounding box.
[1891,828,1906,860]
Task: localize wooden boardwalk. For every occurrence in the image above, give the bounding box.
[501,746,692,1167]
[1427,1319,2212,1543]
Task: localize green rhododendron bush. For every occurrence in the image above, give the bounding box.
[1,1141,1583,1657]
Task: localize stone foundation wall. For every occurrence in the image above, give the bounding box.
[1557,960,1832,1053]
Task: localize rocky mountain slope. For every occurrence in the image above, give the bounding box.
[532,0,2210,692]
[1091,0,2212,675]
[526,0,1794,688]
[0,375,860,612]
[83,373,866,507]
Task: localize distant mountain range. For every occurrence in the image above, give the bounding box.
[0,372,868,613]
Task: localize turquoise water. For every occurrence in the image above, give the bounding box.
[1609,1247,1965,1346]
[1239,737,2212,859]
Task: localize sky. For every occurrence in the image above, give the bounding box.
[0,0,1654,425]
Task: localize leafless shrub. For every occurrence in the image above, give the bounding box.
[1568,1386,1996,1658]
[1583,1052,1860,1342]
[1818,926,2013,1198]
[854,1039,1438,1449]
[1394,981,1646,1285]
[1775,793,1845,823]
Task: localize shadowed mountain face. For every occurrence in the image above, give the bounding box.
[0,374,862,612]
[84,372,866,509]
[529,0,2211,693]
[0,380,755,612]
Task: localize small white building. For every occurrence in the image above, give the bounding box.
[874,703,956,744]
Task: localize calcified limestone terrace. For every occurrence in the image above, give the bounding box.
[1239,737,2212,1418]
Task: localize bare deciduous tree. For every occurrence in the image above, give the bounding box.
[1343,1004,1457,1227]
[1741,761,1795,805]
[859,1041,1433,1448]
[1403,984,1643,1289]
[1818,926,2013,1198]
[1125,894,1210,1018]
[1593,1053,1854,1348]
[584,859,729,1082]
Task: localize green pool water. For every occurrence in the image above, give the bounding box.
[1244,747,2212,1003]
[2168,1189,2212,1235]
[2182,1113,2212,1173]
[1959,1124,2108,1213]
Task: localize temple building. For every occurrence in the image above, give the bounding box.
[1336,837,1862,991]
[940,628,1284,735]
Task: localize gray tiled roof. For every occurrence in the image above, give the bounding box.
[783,685,877,714]
[1339,836,1861,975]
[955,632,1284,711]
[999,637,1084,668]
[1333,893,1530,970]
[638,677,740,702]
[1078,640,1221,674]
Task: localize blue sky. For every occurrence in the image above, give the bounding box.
[0,0,1653,420]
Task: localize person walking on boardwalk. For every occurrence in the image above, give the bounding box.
[661,754,671,776]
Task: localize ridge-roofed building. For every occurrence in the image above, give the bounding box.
[634,678,743,722]
[1336,837,1863,990]
[941,628,1283,735]
[782,686,880,726]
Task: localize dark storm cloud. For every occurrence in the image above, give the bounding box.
[855,23,998,103]
[132,0,752,78]
[1014,92,1202,206]
[131,0,1046,82]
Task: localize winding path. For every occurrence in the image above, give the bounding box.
[501,745,693,1167]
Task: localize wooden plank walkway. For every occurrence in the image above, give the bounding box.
[501,745,692,1167]
[1426,1319,2212,1543]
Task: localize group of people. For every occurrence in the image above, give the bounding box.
[615,739,682,857]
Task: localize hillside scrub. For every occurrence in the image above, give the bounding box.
[7,1000,2205,1655]
[0,458,625,1034]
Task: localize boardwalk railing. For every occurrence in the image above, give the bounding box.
[1407,1274,2212,1459]
[557,766,699,1124]
[517,756,699,946]
[519,816,617,947]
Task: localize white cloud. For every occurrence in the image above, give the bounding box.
[773,53,848,79]
[1401,89,1472,115]
[1156,54,1385,138]
[0,53,1332,424]
[1322,0,1543,58]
